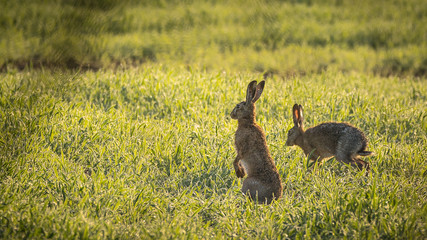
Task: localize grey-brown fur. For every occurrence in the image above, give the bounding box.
[285,104,373,170]
[230,80,282,204]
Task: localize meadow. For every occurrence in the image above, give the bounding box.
[1,0,426,239]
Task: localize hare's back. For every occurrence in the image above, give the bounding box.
[304,123,343,146]
[306,122,366,149]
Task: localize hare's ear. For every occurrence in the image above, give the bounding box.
[297,104,304,128]
[252,80,265,103]
[246,80,257,104]
[292,104,300,126]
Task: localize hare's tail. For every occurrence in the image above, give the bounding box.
[358,151,374,156]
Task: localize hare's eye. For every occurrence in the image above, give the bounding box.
[236,105,240,108]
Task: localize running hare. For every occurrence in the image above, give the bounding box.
[286,104,373,170]
[230,80,282,204]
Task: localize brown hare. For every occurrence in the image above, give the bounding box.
[286,104,373,171]
[230,80,282,204]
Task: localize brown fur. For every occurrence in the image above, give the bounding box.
[285,104,373,171]
[230,80,282,204]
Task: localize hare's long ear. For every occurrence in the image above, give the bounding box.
[292,104,300,127]
[246,80,257,104]
[252,80,265,103]
[297,104,304,129]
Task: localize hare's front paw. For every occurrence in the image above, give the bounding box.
[235,166,246,178]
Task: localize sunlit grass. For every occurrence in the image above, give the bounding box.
[0,0,425,238]
[0,66,425,238]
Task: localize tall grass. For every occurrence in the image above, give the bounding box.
[0,66,425,238]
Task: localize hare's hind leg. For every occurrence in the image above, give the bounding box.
[337,153,369,171]
[336,137,365,169]
[335,151,354,166]
[242,177,272,204]
[354,157,370,171]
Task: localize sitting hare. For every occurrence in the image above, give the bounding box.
[230,80,282,204]
[286,104,373,170]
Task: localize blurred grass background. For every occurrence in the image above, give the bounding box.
[1,0,426,76]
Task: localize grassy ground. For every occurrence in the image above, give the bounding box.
[0,66,426,239]
[1,0,426,239]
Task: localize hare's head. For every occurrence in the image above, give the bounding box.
[230,80,265,120]
[285,104,304,146]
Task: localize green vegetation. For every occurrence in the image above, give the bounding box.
[1,67,426,239]
[1,0,426,76]
[1,0,426,239]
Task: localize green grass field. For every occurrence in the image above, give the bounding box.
[1,0,426,239]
